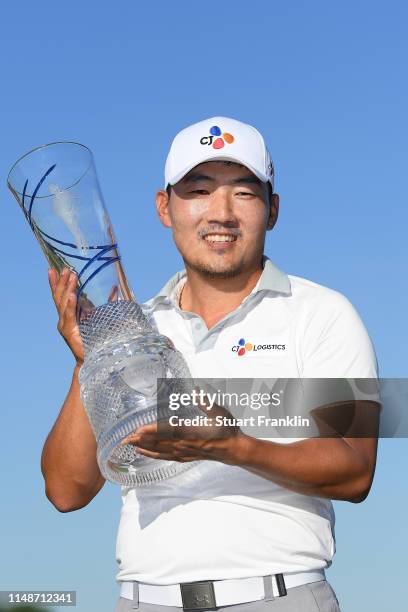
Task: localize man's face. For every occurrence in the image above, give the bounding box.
[156,161,279,279]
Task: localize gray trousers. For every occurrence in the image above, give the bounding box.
[115,581,341,612]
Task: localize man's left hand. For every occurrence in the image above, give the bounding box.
[120,402,250,465]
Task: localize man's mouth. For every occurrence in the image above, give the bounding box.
[203,234,238,243]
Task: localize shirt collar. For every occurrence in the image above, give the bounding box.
[149,256,291,306]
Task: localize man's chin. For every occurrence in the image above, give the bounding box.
[183,257,245,280]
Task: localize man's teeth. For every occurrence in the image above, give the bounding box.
[204,234,237,242]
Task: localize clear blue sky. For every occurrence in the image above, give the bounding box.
[1,1,407,611]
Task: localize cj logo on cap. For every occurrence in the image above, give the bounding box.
[200,125,235,149]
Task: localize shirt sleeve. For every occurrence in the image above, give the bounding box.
[299,289,378,379]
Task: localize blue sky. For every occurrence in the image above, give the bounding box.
[0,1,407,610]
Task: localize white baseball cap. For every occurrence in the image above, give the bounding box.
[164,116,274,191]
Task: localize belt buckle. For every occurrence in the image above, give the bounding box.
[180,581,217,610]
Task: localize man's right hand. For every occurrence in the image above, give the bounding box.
[48,267,85,365]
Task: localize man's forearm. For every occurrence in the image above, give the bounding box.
[235,435,377,502]
[41,364,105,512]
[121,408,377,503]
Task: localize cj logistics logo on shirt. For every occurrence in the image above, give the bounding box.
[200,125,235,149]
[232,338,286,357]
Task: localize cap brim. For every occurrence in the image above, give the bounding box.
[168,154,270,187]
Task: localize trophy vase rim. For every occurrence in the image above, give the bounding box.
[7,141,93,197]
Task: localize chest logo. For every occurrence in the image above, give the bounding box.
[232,337,286,356]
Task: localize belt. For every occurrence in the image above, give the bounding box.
[119,570,326,609]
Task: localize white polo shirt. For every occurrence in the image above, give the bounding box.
[115,257,377,585]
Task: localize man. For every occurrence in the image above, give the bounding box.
[42,117,378,612]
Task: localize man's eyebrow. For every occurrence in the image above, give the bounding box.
[183,174,262,186]
[183,173,215,183]
[230,176,262,186]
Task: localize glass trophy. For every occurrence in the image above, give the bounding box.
[7,142,199,486]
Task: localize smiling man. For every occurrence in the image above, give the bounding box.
[156,159,276,330]
[42,117,379,612]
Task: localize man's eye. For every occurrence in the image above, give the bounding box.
[191,189,208,195]
[237,191,254,196]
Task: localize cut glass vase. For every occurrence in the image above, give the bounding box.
[7,142,198,486]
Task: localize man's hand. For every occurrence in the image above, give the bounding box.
[120,421,251,465]
[121,399,250,465]
[48,267,84,365]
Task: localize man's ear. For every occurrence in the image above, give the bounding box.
[267,193,279,231]
[156,189,172,228]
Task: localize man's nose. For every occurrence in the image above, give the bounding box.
[206,188,237,225]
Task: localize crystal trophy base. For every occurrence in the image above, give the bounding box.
[97,408,195,486]
[78,301,198,486]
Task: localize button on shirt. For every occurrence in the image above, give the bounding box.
[115,257,378,585]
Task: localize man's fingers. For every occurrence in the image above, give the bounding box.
[48,267,66,308]
[108,284,119,302]
[136,423,158,435]
[51,267,71,309]
[48,268,58,292]
[124,435,207,457]
[59,272,78,318]
[134,448,172,460]
[63,293,78,327]
[134,447,201,462]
